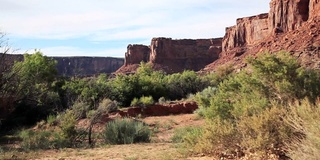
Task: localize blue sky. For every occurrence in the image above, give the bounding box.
[1,0,270,58]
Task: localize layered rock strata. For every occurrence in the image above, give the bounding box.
[117,38,223,73]
[203,0,320,72]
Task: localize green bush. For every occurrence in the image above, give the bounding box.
[182,52,320,158]
[172,126,203,144]
[194,86,216,117]
[19,129,71,150]
[19,130,52,150]
[139,96,154,106]
[58,110,78,145]
[71,101,90,119]
[130,98,139,106]
[46,114,57,126]
[103,118,151,144]
[287,100,320,159]
[130,96,154,107]
[237,107,294,152]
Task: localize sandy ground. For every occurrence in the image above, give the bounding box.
[0,114,216,160]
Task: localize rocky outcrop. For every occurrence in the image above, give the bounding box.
[222,14,269,54]
[310,0,320,19]
[203,0,320,73]
[117,38,222,73]
[124,44,150,65]
[2,54,124,77]
[150,38,222,72]
[268,0,310,33]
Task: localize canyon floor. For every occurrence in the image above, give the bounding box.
[0,114,217,160]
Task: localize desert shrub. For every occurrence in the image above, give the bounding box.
[19,130,52,150]
[130,98,139,106]
[237,107,294,152]
[57,110,78,146]
[103,118,151,144]
[287,99,320,159]
[19,129,70,150]
[71,101,90,119]
[130,96,154,107]
[98,98,118,112]
[184,52,320,158]
[46,114,57,126]
[204,52,320,121]
[139,96,154,106]
[190,119,239,155]
[172,126,203,144]
[201,64,234,86]
[194,86,216,117]
[158,97,167,104]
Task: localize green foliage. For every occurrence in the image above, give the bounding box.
[63,76,109,108]
[46,114,57,126]
[12,51,58,101]
[108,63,166,106]
[130,96,154,107]
[172,126,203,144]
[13,51,57,86]
[201,64,234,86]
[71,101,90,119]
[103,118,151,144]
[158,97,168,104]
[58,110,78,145]
[194,86,216,117]
[130,98,139,106]
[204,52,320,120]
[18,129,70,150]
[183,52,320,158]
[166,70,204,100]
[237,107,293,151]
[19,129,52,150]
[287,100,320,159]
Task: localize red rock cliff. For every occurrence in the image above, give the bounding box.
[203,0,320,72]
[117,37,222,73]
[310,0,320,19]
[124,44,150,65]
[269,0,310,33]
[222,13,269,54]
[150,38,222,72]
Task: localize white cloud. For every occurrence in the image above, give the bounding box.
[1,0,270,39]
[1,0,271,57]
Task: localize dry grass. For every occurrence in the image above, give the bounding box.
[0,114,213,160]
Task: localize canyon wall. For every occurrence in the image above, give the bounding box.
[2,54,124,77]
[54,57,123,77]
[222,0,312,55]
[117,38,222,73]
[222,13,269,53]
[150,38,222,72]
[310,0,320,19]
[268,0,310,33]
[203,0,320,72]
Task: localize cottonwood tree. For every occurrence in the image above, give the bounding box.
[12,51,58,105]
